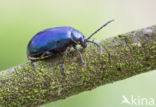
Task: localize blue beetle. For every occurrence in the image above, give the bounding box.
[27,19,114,70]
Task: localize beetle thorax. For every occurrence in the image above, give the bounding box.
[71,29,87,48]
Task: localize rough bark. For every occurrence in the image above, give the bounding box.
[0,25,155,107]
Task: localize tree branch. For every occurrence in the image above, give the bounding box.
[0,25,155,106]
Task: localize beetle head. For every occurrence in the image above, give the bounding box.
[80,37,87,48]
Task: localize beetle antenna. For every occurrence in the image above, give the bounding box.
[87,19,114,40]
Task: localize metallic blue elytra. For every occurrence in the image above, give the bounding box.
[27,27,86,59]
[27,19,114,70]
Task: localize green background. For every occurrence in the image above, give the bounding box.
[0,0,155,107]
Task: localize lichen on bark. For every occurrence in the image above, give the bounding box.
[0,25,155,107]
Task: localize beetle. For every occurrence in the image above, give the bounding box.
[27,19,114,70]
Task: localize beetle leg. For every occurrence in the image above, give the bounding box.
[86,40,103,54]
[62,47,71,71]
[27,55,32,60]
[73,46,86,66]
[40,51,51,58]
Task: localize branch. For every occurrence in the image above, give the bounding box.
[0,25,155,106]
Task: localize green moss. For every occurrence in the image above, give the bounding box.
[0,25,155,106]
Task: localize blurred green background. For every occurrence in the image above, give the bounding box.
[0,0,156,107]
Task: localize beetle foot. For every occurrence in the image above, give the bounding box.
[82,61,86,66]
[62,64,65,71]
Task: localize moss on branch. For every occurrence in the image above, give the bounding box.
[0,25,156,106]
